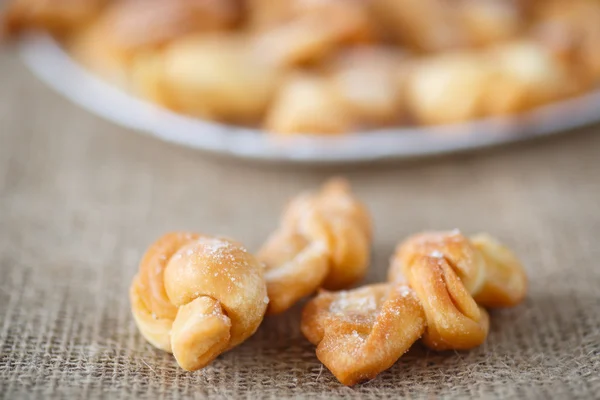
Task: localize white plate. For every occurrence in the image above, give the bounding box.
[19,33,600,164]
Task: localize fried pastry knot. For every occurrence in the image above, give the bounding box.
[390,230,527,350]
[1,0,107,37]
[130,232,268,371]
[258,178,372,315]
[68,0,242,90]
[301,283,426,386]
[302,230,527,386]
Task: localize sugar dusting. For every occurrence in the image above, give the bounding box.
[430,250,444,259]
[329,291,378,315]
[397,285,413,298]
[199,237,234,260]
[172,237,262,295]
[349,330,365,343]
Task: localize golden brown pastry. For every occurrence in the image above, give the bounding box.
[302,230,527,386]
[532,0,600,85]
[406,52,494,125]
[131,34,281,123]
[3,0,599,133]
[246,0,294,31]
[76,0,238,53]
[371,0,467,52]
[459,0,524,46]
[485,39,581,115]
[1,0,107,37]
[327,47,408,127]
[67,0,239,86]
[469,233,530,307]
[371,0,525,52]
[389,230,527,351]
[251,0,374,67]
[258,178,372,314]
[130,232,268,371]
[265,73,351,135]
[301,253,490,385]
[301,283,426,386]
[390,230,528,309]
[406,38,581,124]
[393,253,490,351]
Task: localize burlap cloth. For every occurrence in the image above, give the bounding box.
[1,51,599,399]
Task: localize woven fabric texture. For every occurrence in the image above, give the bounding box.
[0,52,599,399]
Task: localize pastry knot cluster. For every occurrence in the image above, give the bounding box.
[258,178,372,314]
[130,233,268,371]
[129,179,371,370]
[302,230,527,385]
[127,180,527,386]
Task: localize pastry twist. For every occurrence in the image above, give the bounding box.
[258,178,372,314]
[301,283,426,386]
[391,231,528,308]
[391,253,490,351]
[302,230,527,385]
[130,233,268,371]
[390,230,526,350]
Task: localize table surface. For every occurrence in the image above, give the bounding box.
[1,50,599,399]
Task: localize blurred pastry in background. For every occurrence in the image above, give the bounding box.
[265,73,352,135]
[326,47,409,128]
[69,0,241,86]
[406,39,581,124]
[2,0,600,134]
[1,0,107,37]
[131,34,281,124]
